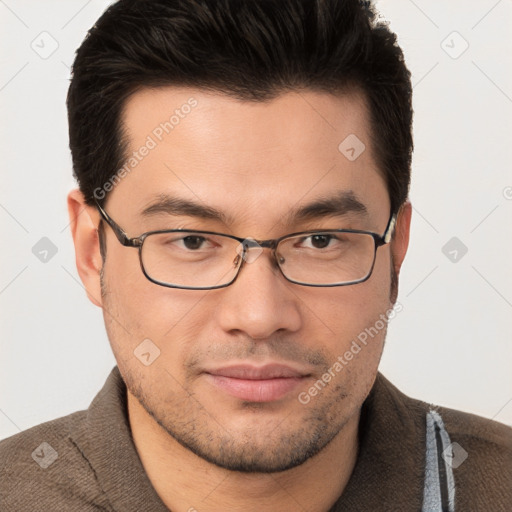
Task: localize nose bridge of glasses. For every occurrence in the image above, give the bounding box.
[241,238,277,250]
[234,237,281,267]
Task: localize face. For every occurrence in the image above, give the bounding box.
[83,87,409,473]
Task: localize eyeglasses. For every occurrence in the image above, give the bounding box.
[95,201,396,290]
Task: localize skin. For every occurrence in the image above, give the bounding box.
[68,87,411,512]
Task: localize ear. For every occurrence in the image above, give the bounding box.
[390,200,412,277]
[67,189,104,308]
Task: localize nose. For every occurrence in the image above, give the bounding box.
[215,247,302,339]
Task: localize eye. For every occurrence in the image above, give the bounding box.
[160,233,216,251]
[300,234,337,249]
[312,234,332,249]
[180,235,207,250]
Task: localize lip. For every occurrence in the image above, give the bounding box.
[206,363,307,380]
[204,363,310,402]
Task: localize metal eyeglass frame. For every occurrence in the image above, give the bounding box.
[95,200,397,290]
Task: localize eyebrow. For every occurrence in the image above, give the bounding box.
[141,194,236,225]
[140,190,368,226]
[284,191,368,224]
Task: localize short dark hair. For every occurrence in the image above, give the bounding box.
[67,0,413,215]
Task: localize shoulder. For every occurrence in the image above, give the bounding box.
[434,404,512,470]
[437,403,512,452]
[0,411,111,511]
[432,404,512,509]
[375,372,512,453]
[377,373,512,508]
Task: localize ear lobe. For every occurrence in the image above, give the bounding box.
[67,189,104,308]
[390,200,412,277]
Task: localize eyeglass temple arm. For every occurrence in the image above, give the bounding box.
[382,213,397,244]
[95,201,138,247]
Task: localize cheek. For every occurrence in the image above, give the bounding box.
[311,247,392,355]
[360,243,393,308]
[102,251,215,368]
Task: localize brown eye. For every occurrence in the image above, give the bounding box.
[310,234,332,249]
[182,235,206,250]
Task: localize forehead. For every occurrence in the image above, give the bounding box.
[113,86,389,231]
[121,86,372,157]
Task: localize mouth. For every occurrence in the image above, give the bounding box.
[203,363,311,402]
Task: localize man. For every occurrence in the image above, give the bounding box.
[1,0,510,510]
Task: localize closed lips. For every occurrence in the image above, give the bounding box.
[205,364,309,380]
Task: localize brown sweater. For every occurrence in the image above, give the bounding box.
[1,367,511,511]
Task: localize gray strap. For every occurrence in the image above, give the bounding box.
[422,410,456,511]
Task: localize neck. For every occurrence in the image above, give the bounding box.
[127,391,360,512]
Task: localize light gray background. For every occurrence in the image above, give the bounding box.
[1,0,511,441]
